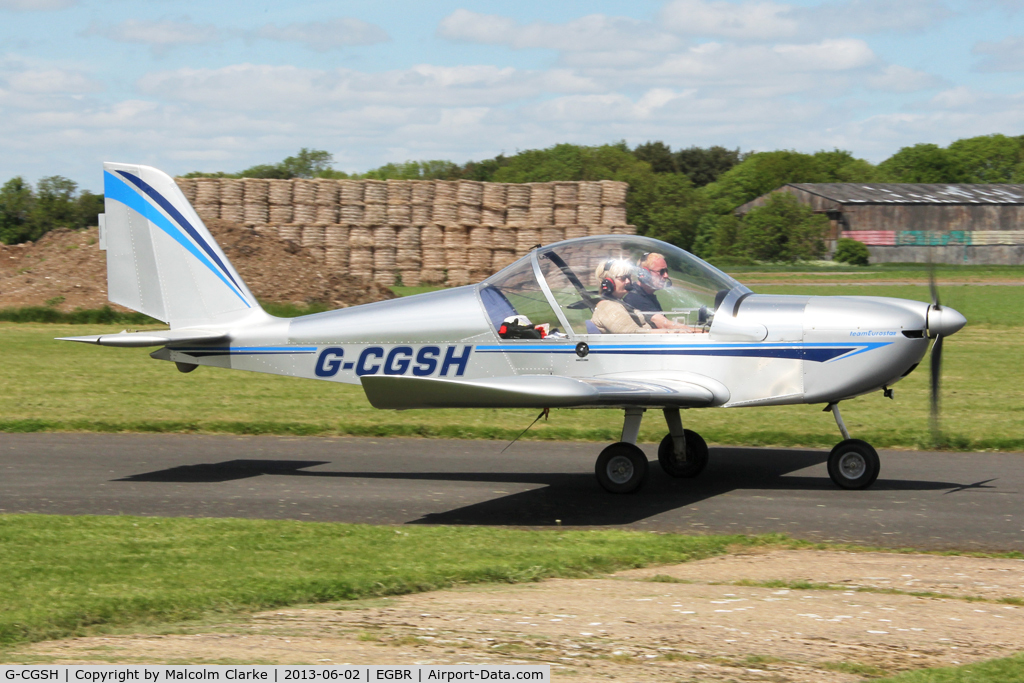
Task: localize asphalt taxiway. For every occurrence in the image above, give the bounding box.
[2,433,1021,550]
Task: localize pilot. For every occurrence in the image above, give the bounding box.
[624,252,705,333]
[591,260,679,335]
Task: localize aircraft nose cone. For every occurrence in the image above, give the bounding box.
[928,305,967,338]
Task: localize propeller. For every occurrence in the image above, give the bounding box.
[929,266,943,443]
[926,264,967,445]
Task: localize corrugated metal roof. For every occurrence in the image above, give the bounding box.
[789,183,1024,204]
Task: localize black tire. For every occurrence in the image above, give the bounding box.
[827,439,880,490]
[658,430,709,478]
[595,442,649,494]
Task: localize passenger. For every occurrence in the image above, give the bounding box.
[624,252,705,333]
[591,260,680,335]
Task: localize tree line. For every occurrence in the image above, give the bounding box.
[5,134,1024,261]
[0,176,103,246]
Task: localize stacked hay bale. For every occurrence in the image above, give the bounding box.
[432,181,457,225]
[339,180,365,224]
[268,179,293,226]
[219,179,244,223]
[293,179,317,224]
[506,183,530,227]
[348,225,374,280]
[419,224,445,284]
[600,180,632,234]
[411,181,434,225]
[396,225,421,286]
[482,183,506,228]
[387,180,412,224]
[444,223,470,286]
[373,225,396,286]
[324,224,349,271]
[578,181,603,235]
[175,178,197,205]
[301,223,325,263]
[484,184,514,273]
[278,223,302,243]
[175,175,634,288]
[194,178,220,222]
[242,179,269,226]
[363,180,387,224]
[315,179,339,225]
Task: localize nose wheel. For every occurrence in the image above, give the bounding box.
[825,403,880,489]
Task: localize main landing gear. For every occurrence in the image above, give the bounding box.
[595,407,709,494]
[825,403,880,490]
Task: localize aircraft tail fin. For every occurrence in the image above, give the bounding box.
[101,162,262,329]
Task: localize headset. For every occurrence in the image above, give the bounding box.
[599,259,616,296]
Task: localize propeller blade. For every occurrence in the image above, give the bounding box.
[928,261,941,309]
[930,334,943,442]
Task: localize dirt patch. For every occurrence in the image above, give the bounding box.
[0,221,394,312]
[13,550,1024,681]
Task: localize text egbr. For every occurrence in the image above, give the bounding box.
[315,345,471,379]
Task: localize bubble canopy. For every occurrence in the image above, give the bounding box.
[478,236,750,337]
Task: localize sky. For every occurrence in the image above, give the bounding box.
[2,0,1024,192]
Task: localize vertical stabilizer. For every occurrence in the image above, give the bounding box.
[102,163,261,328]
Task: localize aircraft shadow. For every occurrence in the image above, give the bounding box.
[116,448,976,526]
[116,459,331,483]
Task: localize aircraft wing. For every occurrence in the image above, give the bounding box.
[360,373,729,410]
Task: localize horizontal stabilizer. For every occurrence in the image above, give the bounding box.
[57,329,228,348]
[360,373,727,410]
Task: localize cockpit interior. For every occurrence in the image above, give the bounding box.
[478,236,750,339]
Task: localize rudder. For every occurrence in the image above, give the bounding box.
[102,163,261,328]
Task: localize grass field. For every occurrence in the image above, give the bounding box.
[0,514,775,647]
[0,515,1021,683]
[2,284,1022,449]
[875,654,1024,683]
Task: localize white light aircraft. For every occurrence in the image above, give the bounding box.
[61,163,967,493]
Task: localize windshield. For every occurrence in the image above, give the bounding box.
[482,236,748,336]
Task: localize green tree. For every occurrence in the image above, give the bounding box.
[876,143,968,183]
[75,190,105,230]
[628,173,706,250]
[691,149,874,256]
[0,177,34,245]
[362,160,462,180]
[191,148,346,180]
[30,176,80,236]
[833,238,870,266]
[674,145,743,187]
[633,141,679,174]
[735,192,829,261]
[947,134,1024,183]
[279,148,336,178]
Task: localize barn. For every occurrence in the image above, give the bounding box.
[734,183,1024,264]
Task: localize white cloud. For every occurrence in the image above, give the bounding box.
[438,9,681,52]
[5,68,102,94]
[865,64,945,92]
[789,0,953,35]
[133,63,595,112]
[973,36,1024,71]
[0,0,75,10]
[660,0,799,40]
[251,18,389,51]
[83,18,220,55]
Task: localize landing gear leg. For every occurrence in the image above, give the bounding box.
[825,402,880,490]
[595,408,648,494]
[658,408,709,478]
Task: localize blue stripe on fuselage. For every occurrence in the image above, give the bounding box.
[474,342,891,363]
